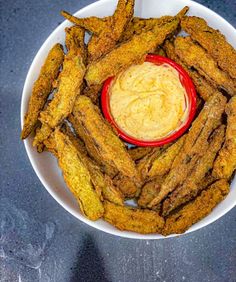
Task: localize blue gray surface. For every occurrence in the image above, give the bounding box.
[0,0,236,281]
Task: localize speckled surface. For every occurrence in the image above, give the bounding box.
[1,0,236,281]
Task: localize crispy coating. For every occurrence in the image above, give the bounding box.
[164,40,217,101]
[149,92,226,207]
[101,175,124,205]
[83,84,102,104]
[71,96,140,186]
[152,46,166,57]
[120,6,188,42]
[189,71,218,102]
[43,134,57,157]
[138,177,163,209]
[45,122,84,157]
[128,147,153,161]
[103,201,164,234]
[137,147,166,181]
[65,26,87,63]
[90,0,134,62]
[47,123,124,205]
[69,110,116,176]
[147,136,186,179]
[77,151,123,204]
[34,123,52,152]
[199,173,217,189]
[21,44,64,139]
[172,92,226,168]
[88,0,135,62]
[86,34,111,63]
[176,6,190,19]
[68,114,117,176]
[62,0,134,62]
[112,0,135,39]
[213,96,236,179]
[121,16,173,42]
[162,125,225,216]
[66,126,124,205]
[60,122,87,155]
[163,179,229,235]
[181,16,236,79]
[33,27,86,148]
[112,174,138,198]
[85,18,180,86]
[61,11,109,34]
[40,30,85,127]
[174,37,236,96]
[51,129,104,220]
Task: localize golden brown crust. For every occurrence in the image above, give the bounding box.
[147,136,186,179]
[60,122,87,155]
[149,92,226,208]
[66,128,124,205]
[33,27,86,148]
[172,92,226,168]
[162,125,225,216]
[39,41,85,127]
[71,96,140,191]
[120,6,188,42]
[101,176,124,205]
[65,26,87,63]
[120,16,173,42]
[33,123,52,152]
[137,177,163,209]
[181,16,236,79]
[47,123,124,205]
[82,84,102,104]
[213,96,236,179]
[61,11,109,34]
[62,0,135,62]
[104,201,164,234]
[174,37,236,96]
[43,133,58,157]
[112,174,138,198]
[50,129,104,220]
[163,179,229,235]
[21,44,64,139]
[88,0,135,62]
[85,18,180,86]
[128,146,154,161]
[163,39,217,101]
[137,147,164,181]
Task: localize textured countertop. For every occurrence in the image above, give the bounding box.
[1,0,236,281]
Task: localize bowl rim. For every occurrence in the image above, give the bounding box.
[21,0,236,239]
[101,54,197,147]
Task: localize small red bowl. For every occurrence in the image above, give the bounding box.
[101,54,197,147]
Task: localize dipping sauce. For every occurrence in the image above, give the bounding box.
[109,62,188,141]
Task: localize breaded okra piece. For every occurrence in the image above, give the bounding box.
[70,96,140,196]
[104,201,164,234]
[50,129,104,221]
[174,37,236,96]
[163,179,229,235]
[85,18,180,86]
[33,26,86,148]
[181,16,236,79]
[21,44,64,139]
[213,96,236,179]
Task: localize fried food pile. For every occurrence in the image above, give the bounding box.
[21,0,236,235]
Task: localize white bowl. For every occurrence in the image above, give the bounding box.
[21,0,236,239]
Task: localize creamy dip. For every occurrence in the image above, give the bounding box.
[109,62,188,141]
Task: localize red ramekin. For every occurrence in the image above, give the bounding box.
[101,54,197,147]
